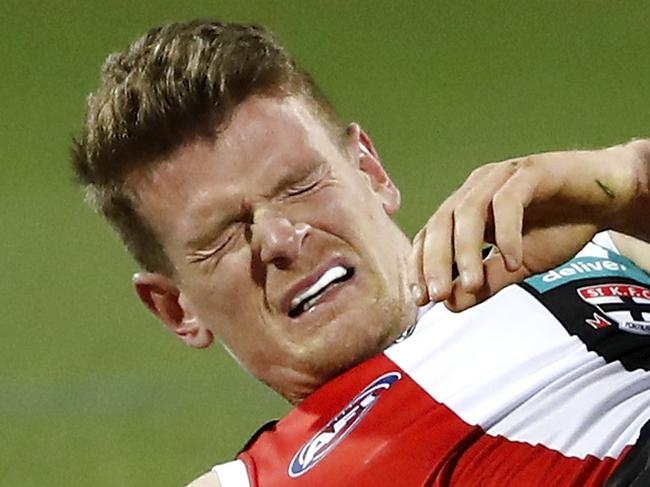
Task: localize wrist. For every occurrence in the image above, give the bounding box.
[628,139,650,201]
[610,139,650,239]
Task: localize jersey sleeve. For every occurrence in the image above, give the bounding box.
[211,460,251,487]
[591,231,621,254]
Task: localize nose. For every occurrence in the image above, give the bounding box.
[251,215,310,268]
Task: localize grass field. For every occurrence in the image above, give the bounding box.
[4,1,650,485]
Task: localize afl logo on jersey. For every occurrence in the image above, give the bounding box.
[288,371,402,478]
[578,283,650,335]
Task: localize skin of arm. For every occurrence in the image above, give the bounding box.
[409,139,650,311]
[610,232,650,275]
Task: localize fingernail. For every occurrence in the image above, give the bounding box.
[410,284,424,302]
[505,254,520,271]
[427,280,441,301]
[461,271,477,290]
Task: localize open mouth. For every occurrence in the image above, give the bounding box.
[288,265,355,318]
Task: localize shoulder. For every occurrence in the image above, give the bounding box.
[185,472,221,487]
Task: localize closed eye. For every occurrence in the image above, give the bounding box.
[189,234,234,263]
[286,180,320,197]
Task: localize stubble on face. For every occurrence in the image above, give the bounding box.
[129,95,417,402]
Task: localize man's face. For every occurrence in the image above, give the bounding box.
[131,95,416,402]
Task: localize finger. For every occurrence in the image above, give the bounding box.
[491,159,559,271]
[452,162,519,292]
[417,161,507,302]
[445,252,531,311]
[452,200,486,292]
[421,207,454,302]
[492,190,525,272]
[408,228,430,305]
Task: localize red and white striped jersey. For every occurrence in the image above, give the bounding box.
[213,233,650,486]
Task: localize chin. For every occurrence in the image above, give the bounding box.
[310,324,398,384]
[265,293,414,403]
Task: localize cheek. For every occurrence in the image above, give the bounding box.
[308,184,405,285]
[188,250,258,326]
[301,184,382,237]
[191,254,274,363]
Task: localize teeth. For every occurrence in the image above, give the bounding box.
[291,265,347,310]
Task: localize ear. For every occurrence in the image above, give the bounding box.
[132,272,213,349]
[346,123,401,215]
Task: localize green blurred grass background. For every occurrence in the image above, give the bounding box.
[3,1,650,485]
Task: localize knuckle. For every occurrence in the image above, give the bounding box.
[483,162,499,171]
[517,155,544,173]
[437,194,459,214]
[452,237,476,259]
[412,228,425,243]
[407,247,419,264]
[454,193,476,213]
[427,211,445,228]
[426,208,447,226]
[495,235,516,252]
[425,238,449,259]
[502,159,521,176]
[455,195,487,218]
[468,163,495,180]
[492,189,513,210]
[517,153,544,179]
[467,166,484,180]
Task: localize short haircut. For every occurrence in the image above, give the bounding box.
[72,20,344,276]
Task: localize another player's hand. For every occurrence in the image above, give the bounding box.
[410,139,650,311]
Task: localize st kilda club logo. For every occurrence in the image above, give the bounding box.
[577,283,650,335]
